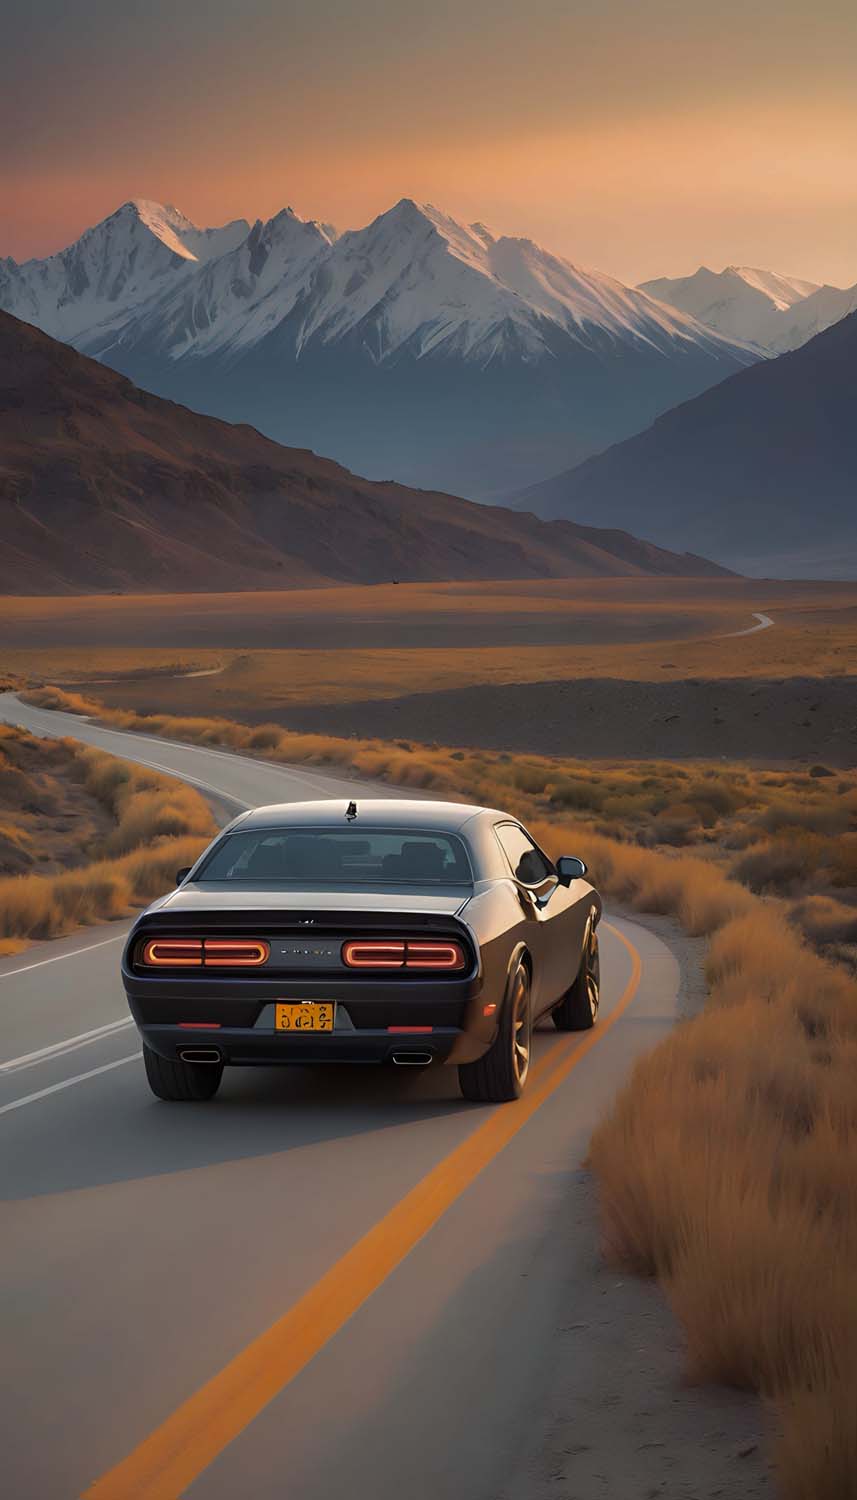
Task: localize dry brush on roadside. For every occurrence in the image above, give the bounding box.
[0,725,215,948]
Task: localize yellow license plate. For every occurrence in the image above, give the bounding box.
[275,1002,335,1033]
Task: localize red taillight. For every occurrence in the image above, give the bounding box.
[142,939,203,967]
[204,940,270,967]
[405,941,465,970]
[342,939,466,971]
[342,941,407,968]
[140,938,270,968]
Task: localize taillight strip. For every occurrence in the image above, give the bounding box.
[405,942,465,970]
[204,940,270,967]
[140,938,270,968]
[342,941,407,969]
[342,939,466,971]
[142,939,203,967]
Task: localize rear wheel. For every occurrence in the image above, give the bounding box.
[553,923,600,1032]
[459,957,531,1103]
[143,1044,223,1102]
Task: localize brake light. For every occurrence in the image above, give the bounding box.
[142,939,203,967]
[405,941,466,970]
[342,939,466,971]
[140,938,270,968]
[203,940,270,967]
[342,941,406,968]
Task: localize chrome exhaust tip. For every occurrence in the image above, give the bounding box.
[178,1047,222,1064]
[391,1050,433,1066]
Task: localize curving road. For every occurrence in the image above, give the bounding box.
[0,694,683,1500]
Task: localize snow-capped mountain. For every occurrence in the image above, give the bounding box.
[1,197,760,495]
[0,200,249,346]
[89,198,748,368]
[639,264,857,354]
[108,207,337,362]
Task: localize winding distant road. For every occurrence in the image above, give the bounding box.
[0,693,683,1500]
[720,611,775,638]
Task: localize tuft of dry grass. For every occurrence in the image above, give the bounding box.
[0,726,216,944]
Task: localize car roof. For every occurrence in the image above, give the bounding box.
[230,798,507,834]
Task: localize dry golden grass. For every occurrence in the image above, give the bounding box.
[590,901,857,1494]
[0,727,216,943]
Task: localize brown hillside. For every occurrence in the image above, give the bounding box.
[0,312,731,592]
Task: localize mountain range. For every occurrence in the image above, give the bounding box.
[513,308,857,579]
[0,198,758,497]
[640,264,857,355]
[0,311,730,594]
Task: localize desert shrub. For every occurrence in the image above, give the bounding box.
[511,762,551,795]
[733,837,823,895]
[246,726,284,751]
[789,895,857,948]
[549,778,606,812]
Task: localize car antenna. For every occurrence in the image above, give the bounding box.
[345,800,358,821]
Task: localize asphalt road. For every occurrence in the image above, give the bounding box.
[0,694,682,1500]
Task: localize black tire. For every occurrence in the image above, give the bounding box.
[553,923,600,1032]
[458,956,532,1103]
[143,1043,223,1102]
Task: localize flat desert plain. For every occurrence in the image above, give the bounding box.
[2,577,855,762]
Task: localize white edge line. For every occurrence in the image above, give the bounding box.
[0,1053,140,1116]
[0,1017,135,1075]
[0,933,126,981]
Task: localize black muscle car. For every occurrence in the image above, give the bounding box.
[122,798,602,1104]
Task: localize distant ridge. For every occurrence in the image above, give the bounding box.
[0,312,732,594]
[509,310,857,579]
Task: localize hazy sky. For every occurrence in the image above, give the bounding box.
[2,0,856,286]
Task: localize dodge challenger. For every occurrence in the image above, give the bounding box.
[122,798,602,1104]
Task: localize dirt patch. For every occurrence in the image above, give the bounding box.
[270,677,857,766]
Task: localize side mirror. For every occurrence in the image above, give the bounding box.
[175,866,192,885]
[556,856,587,886]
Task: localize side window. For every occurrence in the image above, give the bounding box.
[494,823,553,886]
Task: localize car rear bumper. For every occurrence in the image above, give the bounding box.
[137,1022,472,1066]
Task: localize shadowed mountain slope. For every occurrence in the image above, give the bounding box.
[511,310,857,578]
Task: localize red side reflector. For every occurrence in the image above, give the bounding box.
[387,1026,434,1034]
[342,939,465,971]
[179,1022,222,1029]
[482,1002,497,1017]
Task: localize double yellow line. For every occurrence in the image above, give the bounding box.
[85,924,641,1499]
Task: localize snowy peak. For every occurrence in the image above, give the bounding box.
[1,199,251,345]
[93,199,250,266]
[638,263,840,351]
[723,265,820,310]
[139,206,337,360]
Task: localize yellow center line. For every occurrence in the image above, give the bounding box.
[83,922,642,1500]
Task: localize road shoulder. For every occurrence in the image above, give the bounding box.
[501,907,774,1500]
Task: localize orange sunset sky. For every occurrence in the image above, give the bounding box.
[2,0,856,286]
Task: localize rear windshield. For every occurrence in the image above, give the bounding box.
[195,827,473,886]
